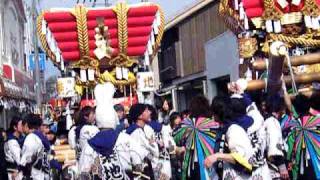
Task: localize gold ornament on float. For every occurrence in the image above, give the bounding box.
[238,37,258,58]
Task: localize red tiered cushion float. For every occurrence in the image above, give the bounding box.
[243,0,264,18]
[39,3,164,63]
[242,0,306,19]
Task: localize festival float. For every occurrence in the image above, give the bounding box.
[219,0,320,178]
[38,1,164,102]
[37,1,164,162]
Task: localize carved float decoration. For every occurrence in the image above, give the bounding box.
[37,2,164,94]
[219,0,320,179]
[219,0,320,95]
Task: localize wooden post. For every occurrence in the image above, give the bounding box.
[266,42,287,96]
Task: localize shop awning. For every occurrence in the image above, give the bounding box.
[0,78,36,100]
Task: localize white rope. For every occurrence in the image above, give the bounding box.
[285,53,298,95]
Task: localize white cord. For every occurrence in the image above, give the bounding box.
[285,53,298,95]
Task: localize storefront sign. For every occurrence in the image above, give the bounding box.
[29,53,46,71]
[57,77,76,98]
[137,72,155,92]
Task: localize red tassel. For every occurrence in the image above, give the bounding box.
[290,0,304,12]
[275,1,290,13]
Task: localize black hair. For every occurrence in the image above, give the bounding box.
[128,104,147,123]
[72,109,80,126]
[169,112,181,128]
[229,98,247,119]
[114,104,125,112]
[256,93,268,114]
[75,106,95,141]
[181,109,190,117]
[146,104,158,121]
[189,95,212,119]
[77,106,94,126]
[25,114,42,130]
[161,99,173,113]
[293,94,311,116]
[57,116,69,137]
[211,95,232,123]
[22,119,27,125]
[265,94,286,114]
[8,116,22,133]
[310,92,320,111]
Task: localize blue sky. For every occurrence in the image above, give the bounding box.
[40,0,198,19]
[41,0,198,79]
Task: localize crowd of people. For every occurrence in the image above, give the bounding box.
[0,79,319,180]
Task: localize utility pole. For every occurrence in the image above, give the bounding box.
[32,0,42,111]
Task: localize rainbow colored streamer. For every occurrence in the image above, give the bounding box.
[284,115,320,179]
[173,117,220,180]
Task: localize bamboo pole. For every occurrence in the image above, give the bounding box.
[266,42,286,95]
[252,52,320,70]
[54,149,75,155]
[247,73,320,91]
[52,145,71,151]
[54,151,76,162]
[289,89,320,99]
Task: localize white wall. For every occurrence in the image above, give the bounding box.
[1,0,29,75]
[205,30,239,100]
[0,1,3,75]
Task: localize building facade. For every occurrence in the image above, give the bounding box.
[157,0,238,111]
[0,0,38,128]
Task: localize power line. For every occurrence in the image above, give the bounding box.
[76,0,110,7]
[32,0,42,110]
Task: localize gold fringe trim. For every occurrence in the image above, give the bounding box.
[69,56,99,70]
[71,5,90,57]
[219,0,233,16]
[262,0,282,20]
[270,34,320,47]
[108,53,138,68]
[98,70,136,86]
[113,3,129,54]
[218,0,243,34]
[37,12,57,65]
[154,5,165,55]
[302,0,320,17]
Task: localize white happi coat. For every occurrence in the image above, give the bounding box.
[138,125,159,160]
[160,124,176,178]
[67,126,80,178]
[20,133,50,180]
[144,124,175,179]
[264,116,285,179]
[78,125,100,150]
[4,137,23,180]
[223,124,253,180]
[246,102,272,180]
[131,126,159,179]
[79,132,144,179]
[68,126,77,149]
[161,125,176,152]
